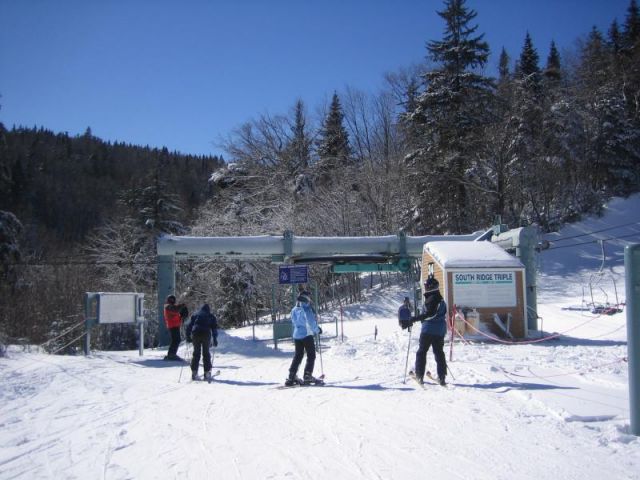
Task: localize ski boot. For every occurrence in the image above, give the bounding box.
[191,370,198,381]
[303,373,324,385]
[164,354,183,361]
[439,377,447,387]
[284,373,301,387]
[204,371,212,382]
[410,371,424,385]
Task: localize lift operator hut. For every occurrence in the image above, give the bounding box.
[421,241,527,338]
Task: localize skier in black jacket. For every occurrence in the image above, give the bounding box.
[186,303,218,381]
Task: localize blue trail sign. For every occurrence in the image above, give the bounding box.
[278,265,308,284]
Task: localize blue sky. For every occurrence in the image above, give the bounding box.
[0,0,632,158]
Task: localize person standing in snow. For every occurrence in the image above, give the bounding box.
[398,296,413,329]
[401,275,448,385]
[285,292,323,386]
[186,303,218,381]
[163,294,187,361]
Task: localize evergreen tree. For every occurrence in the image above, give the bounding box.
[623,0,640,47]
[544,41,562,84]
[517,32,542,95]
[285,99,312,175]
[608,19,622,56]
[575,25,640,196]
[498,47,510,83]
[406,0,493,233]
[315,92,351,178]
[621,0,640,118]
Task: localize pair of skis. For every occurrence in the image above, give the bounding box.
[277,374,325,389]
[192,369,221,383]
[408,370,447,389]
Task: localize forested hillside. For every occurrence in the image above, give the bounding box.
[1,0,639,353]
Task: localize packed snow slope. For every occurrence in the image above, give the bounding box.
[2,195,640,480]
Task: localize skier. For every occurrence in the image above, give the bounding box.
[163,294,187,361]
[186,303,218,381]
[398,296,413,328]
[401,275,448,386]
[285,292,323,386]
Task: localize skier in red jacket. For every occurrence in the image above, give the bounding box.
[163,294,187,361]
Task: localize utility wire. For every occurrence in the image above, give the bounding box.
[544,232,640,251]
[544,220,640,242]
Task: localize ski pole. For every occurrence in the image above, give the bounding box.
[403,326,412,384]
[447,364,456,381]
[178,341,191,383]
[317,331,324,376]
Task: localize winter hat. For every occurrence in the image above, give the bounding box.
[423,276,439,293]
[166,295,176,304]
[296,294,311,304]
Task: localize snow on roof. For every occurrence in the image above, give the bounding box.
[424,240,524,269]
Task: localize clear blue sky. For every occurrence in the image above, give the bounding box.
[0,0,632,158]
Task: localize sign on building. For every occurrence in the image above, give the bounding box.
[452,271,517,307]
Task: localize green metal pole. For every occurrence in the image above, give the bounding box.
[625,244,640,436]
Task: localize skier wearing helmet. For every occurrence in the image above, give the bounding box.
[403,275,448,386]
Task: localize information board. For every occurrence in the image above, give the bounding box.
[452,271,517,307]
[98,293,139,324]
[278,265,308,284]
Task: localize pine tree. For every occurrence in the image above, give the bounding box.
[498,47,510,83]
[621,0,640,118]
[286,99,311,175]
[623,0,640,48]
[608,19,622,56]
[544,41,562,84]
[575,24,640,196]
[517,32,542,95]
[316,92,351,178]
[406,0,494,233]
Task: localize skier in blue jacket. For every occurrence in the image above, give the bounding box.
[186,303,218,381]
[401,275,448,386]
[285,292,323,386]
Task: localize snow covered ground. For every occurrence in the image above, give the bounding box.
[1,195,640,480]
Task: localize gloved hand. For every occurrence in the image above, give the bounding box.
[317,326,323,335]
[213,338,218,347]
[186,336,192,343]
[400,319,412,330]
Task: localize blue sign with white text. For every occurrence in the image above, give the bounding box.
[278,265,308,284]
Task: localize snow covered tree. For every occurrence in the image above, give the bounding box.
[621,0,640,118]
[574,26,640,197]
[404,0,494,233]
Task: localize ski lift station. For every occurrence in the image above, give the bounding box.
[421,241,526,338]
[155,225,539,343]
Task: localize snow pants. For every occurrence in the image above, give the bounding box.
[191,330,213,374]
[167,327,181,358]
[415,333,447,381]
[289,335,316,378]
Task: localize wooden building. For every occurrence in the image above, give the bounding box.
[421,241,527,338]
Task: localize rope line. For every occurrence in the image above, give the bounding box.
[457,310,606,345]
[48,331,87,355]
[40,320,86,346]
[500,356,627,379]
